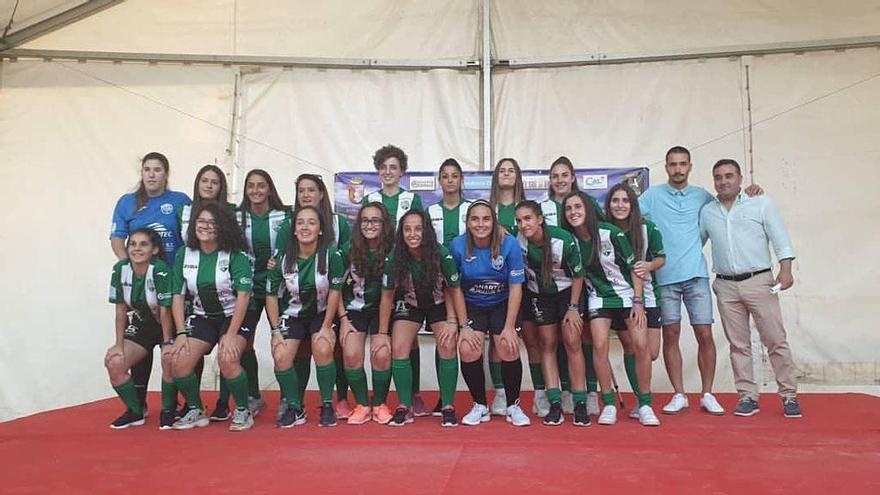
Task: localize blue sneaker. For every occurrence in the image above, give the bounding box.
[733,397,760,417]
[783,397,802,418]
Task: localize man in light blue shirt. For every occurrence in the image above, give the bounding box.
[700,159,801,418]
[639,146,726,415]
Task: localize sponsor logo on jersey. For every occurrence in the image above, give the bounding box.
[146,222,174,238]
[239,277,252,285]
[491,255,505,271]
[184,264,199,269]
[450,273,460,282]
[158,292,171,300]
[332,276,344,285]
[156,271,168,277]
[510,269,524,278]
[469,281,503,295]
[160,203,174,215]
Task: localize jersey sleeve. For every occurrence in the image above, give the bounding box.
[504,235,526,284]
[336,214,352,247]
[439,245,461,288]
[381,253,395,290]
[329,248,347,290]
[645,220,665,260]
[172,247,187,295]
[153,259,173,307]
[266,258,284,297]
[108,260,124,304]
[610,226,636,270]
[230,251,254,293]
[110,195,131,239]
[563,232,585,277]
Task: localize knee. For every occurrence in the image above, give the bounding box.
[218,355,240,376]
[438,340,457,358]
[312,339,334,362]
[105,354,126,376]
[342,347,362,369]
[459,346,482,363]
[371,346,390,369]
[695,330,715,346]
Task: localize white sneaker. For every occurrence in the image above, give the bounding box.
[506,401,531,427]
[700,393,725,415]
[229,407,254,431]
[461,403,491,426]
[561,391,574,414]
[491,389,508,416]
[638,405,660,426]
[248,396,266,417]
[172,408,209,430]
[532,390,550,418]
[598,405,618,425]
[662,393,689,415]
[586,391,600,416]
[629,405,640,419]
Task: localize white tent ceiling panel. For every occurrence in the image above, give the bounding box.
[0,60,235,420]
[21,0,478,59]
[0,0,84,34]
[493,0,880,59]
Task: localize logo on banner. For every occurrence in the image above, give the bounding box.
[583,175,608,190]
[347,177,365,204]
[522,176,549,190]
[409,176,436,191]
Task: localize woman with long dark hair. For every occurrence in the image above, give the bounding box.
[563,191,658,426]
[109,152,190,417]
[169,203,258,431]
[378,210,466,427]
[265,206,346,428]
[514,200,587,426]
[451,201,530,426]
[336,202,395,424]
[105,228,174,429]
[605,183,665,422]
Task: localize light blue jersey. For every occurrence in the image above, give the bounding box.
[111,190,191,264]
[449,233,525,307]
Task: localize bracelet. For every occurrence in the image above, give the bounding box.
[633,299,644,306]
[175,329,190,337]
[271,327,283,336]
[567,303,580,312]
[378,331,389,336]
[339,312,350,321]
[162,338,175,346]
[446,319,458,324]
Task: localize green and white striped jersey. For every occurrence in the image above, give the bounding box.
[109,258,172,323]
[382,244,461,307]
[428,198,471,247]
[333,213,352,247]
[496,202,517,234]
[172,248,253,318]
[516,225,584,294]
[177,202,237,239]
[266,248,346,318]
[576,222,637,309]
[541,195,604,227]
[339,244,383,312]
[638,220,665,308]
[362,188,422,227]
[236,208,291,299]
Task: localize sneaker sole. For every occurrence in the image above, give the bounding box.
[506,417,531,427]
[461,415,491,426]
[542,419,563,426]
[347,417,371,425]
[640,420,660,427]
[598,417,617,425]
[573,419,591,427]
[662,406,688,415]
[209,415,230,422]
[784,413,803,419]
[373,417,392,425]
[229,422,254,432]
[159,425,173,431]
[701,406,725,416]
[318,422,338,427]
[441,421,459,428]
[387,419,413,427]
[110,418,145,429]
[173,418,210,430]
[734,409,761,417]
[277,418,307,428]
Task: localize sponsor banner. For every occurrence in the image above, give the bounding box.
[334,167,648,225]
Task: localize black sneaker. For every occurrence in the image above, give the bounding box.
[110,410,145,429]
[277,404,307,428]
[159,409,175,430]
[440,406,458,427]
[431,398,443,417]
[209,400,231,422]
[319,402,337,427]
[543,402,564,426]
[573,401,591,427]
[733,397,760,417]
[388,406,413,427]
[783,397,802,418]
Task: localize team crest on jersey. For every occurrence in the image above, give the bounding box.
[450,273,460,283]
[160,203,174,215]
[146,279,155,292]
[601,241,613,258]
[399,199,411,211]
[219,258,230,272]
[491,255,505,271]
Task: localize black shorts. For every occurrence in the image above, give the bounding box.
[348,310,380,335]
[123,314,163,350]
[280,311,329,340]
[188,310,260,346]
[522,289,583,326]
[391,300,447,327]
[595,307,662,330]
[467,301,520,336]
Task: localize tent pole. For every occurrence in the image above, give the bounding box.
[480,0,492,170]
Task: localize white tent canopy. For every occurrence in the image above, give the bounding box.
[1,0,878,421]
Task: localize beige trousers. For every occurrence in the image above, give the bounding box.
[712,271,797,400]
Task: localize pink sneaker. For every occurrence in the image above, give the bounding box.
[347,405,372,425]
[334,400,352,419]
[412,393,429,417]
[372,404,393,425]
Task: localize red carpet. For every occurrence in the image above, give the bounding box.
[1,392,878,494]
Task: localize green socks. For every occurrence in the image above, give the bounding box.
[392,358,413,407]
[410,348,421,393]
[624,353,641,395]
[529,363,545,390]
[638,392,653,407]
[557,347,571,392]
[572,390,588,404]
[241,348,261,399]
[316,362,337,403]
[372,368,392,405]
[345,367,369,406]
[160,379,177,411]
[218,376,230,404]
[582,343,598,393]
[274,367,302,409]
[113,378,143,415]
[489,361,503,389]
[547,387,562,404]
[602,391,616,407]
[173,373,203,410]
[225,370,250,410]
[438,356,459,407]
[294,356,311,400]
